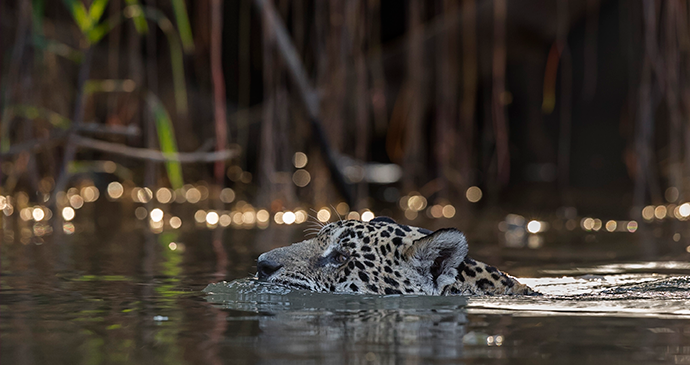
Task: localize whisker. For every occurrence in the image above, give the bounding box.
[307,212,325,227]
[331,203,343,222]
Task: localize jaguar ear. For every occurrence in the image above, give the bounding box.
[403,229,468,291]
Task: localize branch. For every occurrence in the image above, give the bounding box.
[254,0,319,118]
[254,0,354,206]
[0,133,69,157]
[72,135,239,163]
[0,123,141,158]
[76,123,141,137]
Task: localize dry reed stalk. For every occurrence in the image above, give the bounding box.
[491,0,509,186]
[211,0,228,185]
[461,0,477,188]
[237,0,252,161]
[353,0,369,209]
[435,0,459,201]
[259,1,277,208]
[145,0,158,188]
[582,0,600,101]
[404,0,426,193]
[557,0,572,201]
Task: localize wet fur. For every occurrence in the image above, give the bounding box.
[257,217,535,296]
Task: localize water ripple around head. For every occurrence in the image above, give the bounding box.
[203,278,468,312]
[205,265,690,319]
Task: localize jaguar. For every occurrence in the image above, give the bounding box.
[256,217,535,295]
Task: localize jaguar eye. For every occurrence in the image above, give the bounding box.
[333,252,349,264]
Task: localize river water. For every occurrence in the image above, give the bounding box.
[2,211,690,364]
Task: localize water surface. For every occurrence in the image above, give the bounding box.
[2,216,690,364]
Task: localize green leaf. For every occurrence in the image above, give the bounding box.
[124,0,149,34]
[87,21,115,44]
[129,7,187,115]
[146,93,184,189]
[170,0,194,53]
[88,0,109,24]
[62,0,92,32]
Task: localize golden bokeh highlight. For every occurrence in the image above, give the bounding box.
[294,209,307,224]
[407,194,427,211]
[220,188,236,203]
[81,186,99,202]
[429,205,443,218]
[466,186,483,203]
[32,207,45,221]
[107,182,124,199]
[642,205,654,221]
[150,208,164,223]
[293,152,308,168]
[206,211,219,225]
[679,203,690,218]
[317,208,331,222]
[69,195,84,209]
[442,205,456,218]
[605,220,617,232]
[654,205,667,220]
[186,188,201,204]
[135,207,148,220]
[232,211,244,225]
[243,211,256,225]
[292,169,311,187]
[592,219,602,231]
[194,210,207,223]
[169,216,182,229]
[283,211,296,225]
[581,217,594,231]
[336,202,349,216]
[156,188,173,204]
[274,211,284,224]
[219,214,232,227]
[256,209,270,223]
[62,207,75,221]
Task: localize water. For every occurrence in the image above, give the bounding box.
[2,217,690,365]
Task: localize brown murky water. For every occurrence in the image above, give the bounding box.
[2,208,690,365]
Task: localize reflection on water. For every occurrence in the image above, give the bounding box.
[2,209,690,365]
[205,276,690,364]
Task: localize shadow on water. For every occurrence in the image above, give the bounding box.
[2,208,690,365]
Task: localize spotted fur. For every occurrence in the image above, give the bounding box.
[256,217,535,296]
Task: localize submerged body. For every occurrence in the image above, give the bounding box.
[256,217,534,296]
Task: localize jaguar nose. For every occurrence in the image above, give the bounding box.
[256,259,283,281]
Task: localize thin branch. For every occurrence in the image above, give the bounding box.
[71,135,239,163]
[0,133,69,157]
[254,0,318,118]
[211,0,228,184]
[0,133,239,163]
[254,0,354,206]
[52,47,94,206]
[0,122,141,157]
[76,123,141,137]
